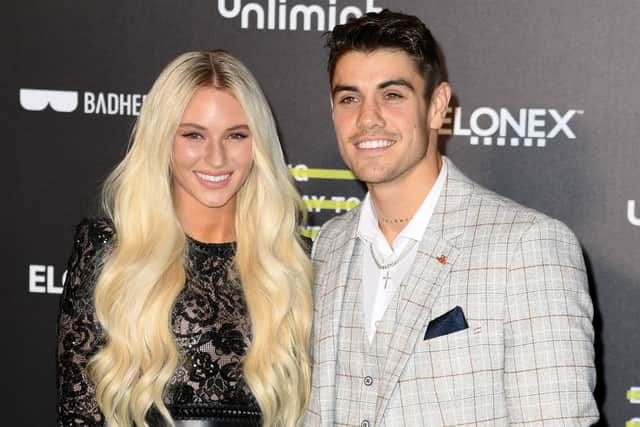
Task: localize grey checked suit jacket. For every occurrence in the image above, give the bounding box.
[304,158,598,426]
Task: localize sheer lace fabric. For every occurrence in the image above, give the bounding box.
[56,218,259,426]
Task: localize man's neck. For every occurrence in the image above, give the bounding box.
[369,154,442,245]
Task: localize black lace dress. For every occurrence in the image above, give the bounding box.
[56,218,261,426]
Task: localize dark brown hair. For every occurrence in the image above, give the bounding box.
[326,9,444,99]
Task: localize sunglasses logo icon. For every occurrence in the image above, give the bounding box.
[19,88,78,113]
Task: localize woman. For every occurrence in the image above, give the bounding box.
[56,50,313,427]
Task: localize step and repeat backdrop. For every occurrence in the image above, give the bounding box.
[7,0,639,425]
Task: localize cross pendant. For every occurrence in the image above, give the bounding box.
[382,270,392,289]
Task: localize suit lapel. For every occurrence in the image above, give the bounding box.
[374,158,473,421]
[374,234,459,421]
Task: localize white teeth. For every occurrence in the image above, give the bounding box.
[195,172,231,183]
[356,139,394,149]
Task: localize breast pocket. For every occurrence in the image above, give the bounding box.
[408,325,498,404]
[415,327,474,379]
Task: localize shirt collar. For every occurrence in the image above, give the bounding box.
[357,192,379,244]
[356,160,448,245]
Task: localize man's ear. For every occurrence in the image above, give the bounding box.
[428,82,451,130]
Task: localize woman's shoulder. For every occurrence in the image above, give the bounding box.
[73,217,115,247]
[59,218,114,319]
[64,217,115,290]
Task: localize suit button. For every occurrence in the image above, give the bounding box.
[361,420,370,427]
[363,376,373,386]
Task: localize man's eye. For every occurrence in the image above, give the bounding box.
[338,96,358,104]
[385,92,403,100]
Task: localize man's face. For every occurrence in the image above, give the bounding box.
[331,49,444,187]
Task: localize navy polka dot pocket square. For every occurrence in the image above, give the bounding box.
[424,306,468,340]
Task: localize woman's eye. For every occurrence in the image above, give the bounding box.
[182,132,204,140]
[227,132,249,140]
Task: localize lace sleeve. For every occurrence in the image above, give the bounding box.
[56,218,113,426]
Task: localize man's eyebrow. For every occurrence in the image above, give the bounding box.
[378,79,415,91]
[332,84,359,97]
[331,79,416,97]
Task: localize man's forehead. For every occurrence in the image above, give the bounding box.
[332,50,424,90]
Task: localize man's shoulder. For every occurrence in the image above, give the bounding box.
[319,205,361,236]
[472,183,539,217]
[461,174,576,242]
[311,206,361,258]
[445,159,572,239]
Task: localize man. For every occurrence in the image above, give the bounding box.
[305,9,598,427]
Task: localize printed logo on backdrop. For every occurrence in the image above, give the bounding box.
[28,264,65,294]
[290,164,361,237]
[19,89,79,112]
[19,88,146,116]
[628,386,640,427]
[217,0,381,31]
[628,200,640,226]
[440,106,584,147]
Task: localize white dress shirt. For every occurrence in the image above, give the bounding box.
[356,161,447,342]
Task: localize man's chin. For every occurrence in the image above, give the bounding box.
[353,170,394,186]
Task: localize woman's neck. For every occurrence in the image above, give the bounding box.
[174,196,237,243]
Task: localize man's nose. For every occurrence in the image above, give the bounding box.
[356,98,385,129]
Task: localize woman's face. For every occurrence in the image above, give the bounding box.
[171,86,253,217]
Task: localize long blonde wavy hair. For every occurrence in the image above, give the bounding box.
[89,50,313,427]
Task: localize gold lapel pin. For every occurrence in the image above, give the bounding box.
[436,255,448,265]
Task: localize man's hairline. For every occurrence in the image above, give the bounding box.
[328,46,438,103]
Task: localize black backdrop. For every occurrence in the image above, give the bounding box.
[7,1,640,425]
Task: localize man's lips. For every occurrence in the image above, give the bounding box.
[353,138,396,150]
